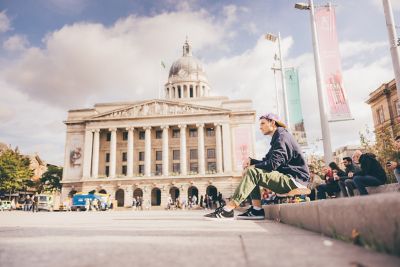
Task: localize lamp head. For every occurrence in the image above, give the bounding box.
[294,3,310,10]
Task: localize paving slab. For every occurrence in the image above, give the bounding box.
[0,210,399,267]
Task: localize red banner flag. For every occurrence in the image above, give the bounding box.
[315,5,352,121]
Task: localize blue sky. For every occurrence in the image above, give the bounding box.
[0,0,399,165]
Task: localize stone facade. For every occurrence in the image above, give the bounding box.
[61,41,256,208]
[366,79,400,135]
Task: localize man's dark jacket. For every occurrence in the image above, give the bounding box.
[249,127,310,181]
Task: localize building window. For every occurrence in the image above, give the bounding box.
[105,166,110,177]
[139,152,145,161]
[172,129,180,138]
[156,164,162,175]
[138,165,144,174]
[207,148,216,159]
[173,150,180,160]
[106,133,111,141]
[190,149,198,160]
[156,130,162,139]
[377,107,385,124]
[122,152,127,162]
[139,131,145,140]
[106,153,110,163]
[122,165,127,176]
[190,162,198,173]
[207,162,216,172]
[189,128,197,137]
[206,128,215,137]
[156,151,162,161]
[173,163,180,173]
[122,131,128,141]
[395,100,400,116]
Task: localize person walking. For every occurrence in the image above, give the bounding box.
[204,113,310,220]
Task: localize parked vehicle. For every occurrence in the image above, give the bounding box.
[0,200,12,211]
[37,194,54,211]
[71,193,109,211]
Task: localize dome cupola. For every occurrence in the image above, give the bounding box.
[164,39,211,99]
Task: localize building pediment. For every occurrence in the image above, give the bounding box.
[89,100,230,120]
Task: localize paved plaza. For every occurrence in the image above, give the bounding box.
[0,210,399,267]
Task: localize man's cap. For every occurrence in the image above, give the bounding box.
[259,113,287,128]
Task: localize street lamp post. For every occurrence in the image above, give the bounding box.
[265,33,290,128]
[295,0,333,164]
[382,0,400,97]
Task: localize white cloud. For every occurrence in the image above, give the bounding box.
[339,40,387,59]
[0,11,11,33]
[4,11,228,110]
[3,35,29,51]
[223,5,238,26]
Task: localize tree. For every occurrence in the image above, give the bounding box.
[0,148,33,199]
[36,165,62,194]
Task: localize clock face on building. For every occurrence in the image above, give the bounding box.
[178,69,188,78]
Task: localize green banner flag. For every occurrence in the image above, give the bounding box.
[284,68,307,146]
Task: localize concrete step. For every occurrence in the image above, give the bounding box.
[263,192,400,256]
[365,183,400,194]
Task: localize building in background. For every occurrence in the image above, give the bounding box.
[61,41,256,208]
[366,79,399,136]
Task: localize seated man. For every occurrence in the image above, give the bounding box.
[338,156,360,197]
[353,153,387,195]
[386,135,400,184]
[204,113,310,220]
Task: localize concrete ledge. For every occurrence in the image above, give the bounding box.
[366,183,400,194]
[263,192,400,256]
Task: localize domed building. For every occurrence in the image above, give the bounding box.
[61,40,256,208]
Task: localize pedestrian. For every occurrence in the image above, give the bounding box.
[204,113,310,220]
[32,195,38,212]
[199,195,203,208]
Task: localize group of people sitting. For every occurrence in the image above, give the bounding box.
[307,142,399,200]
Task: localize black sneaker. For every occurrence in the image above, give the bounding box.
[236,206,265,220]
[204,206,234,220]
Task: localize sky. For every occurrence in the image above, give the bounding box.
[0,0,399,165]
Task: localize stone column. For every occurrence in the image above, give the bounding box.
[127,127,134,177]
[91,129,100,178]
[109,128,117,178]
[144,126,152,176]
[162,125,169,176]
[215,123,223,173]
[124,186,133,207]
[179,124,187,175]
[168,87,172,99]
[82,129,93,179]
[196,123,205,175]
[222,123,232,173]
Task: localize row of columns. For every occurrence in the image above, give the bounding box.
[82,123,232,179]
[166,84,209,99]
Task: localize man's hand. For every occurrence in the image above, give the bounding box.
[387,161,398,170]
[242,157,251,169]
[348,172,353,178]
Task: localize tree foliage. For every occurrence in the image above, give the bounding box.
[0,148,33,195]
[36,165,63,193]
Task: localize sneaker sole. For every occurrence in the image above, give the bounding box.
[204,216,235,221]
[236,216,265,220]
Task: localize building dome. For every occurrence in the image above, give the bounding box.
[165,40,211,99]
